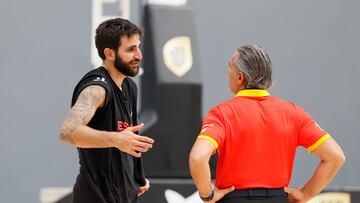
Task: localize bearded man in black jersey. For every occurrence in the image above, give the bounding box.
[59,18,155,203]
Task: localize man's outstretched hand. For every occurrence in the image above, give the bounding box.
[112,123,154,157]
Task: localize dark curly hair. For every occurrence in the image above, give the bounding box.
[95,18,143,60]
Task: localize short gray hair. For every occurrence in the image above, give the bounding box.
[234,44,273,89]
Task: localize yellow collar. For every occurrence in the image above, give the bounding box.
[235,89,270,97]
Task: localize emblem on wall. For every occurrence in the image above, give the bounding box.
[162,36,193,77]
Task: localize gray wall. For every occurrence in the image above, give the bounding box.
[0,1,91,203]
[0,0,359,202]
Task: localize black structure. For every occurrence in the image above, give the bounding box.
[140,4,216,178]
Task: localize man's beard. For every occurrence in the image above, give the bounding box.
[114,54,140,77]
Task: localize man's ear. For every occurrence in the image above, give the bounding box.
[237,71,245,86]
[104,48,115,61]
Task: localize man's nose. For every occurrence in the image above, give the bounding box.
[134,49,142,60]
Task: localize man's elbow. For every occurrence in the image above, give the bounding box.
[327,149,346,170]
[59,134,69,144]
[189,151,208,168]
[335,151,346,168]
[59,126,74,145]
[189,154,200,166]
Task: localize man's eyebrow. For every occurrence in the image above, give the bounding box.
[127,44,141,49]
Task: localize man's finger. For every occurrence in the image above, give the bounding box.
[284,186,292,194]
[127,123,144,132]
[135,135,155,144]
[284,186,288,193]
[134,140,153,149]
[128,150,141,157]
[140,187,148,191]
[222,186,235,195]
[215,186,235,199]
[133,146,149,153]
[137,191,145,197]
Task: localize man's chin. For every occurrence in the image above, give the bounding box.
[114,66,139,77]
[130,66,139,76]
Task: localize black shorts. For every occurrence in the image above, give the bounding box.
[72,174,105,203]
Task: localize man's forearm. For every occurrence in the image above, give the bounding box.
[301,158,344,200]
[189,139,217,198]
[189,156,213,197]
[300,137,346,201]
[60,125,114,148]
[189,139,214,197]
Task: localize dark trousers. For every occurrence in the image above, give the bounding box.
[218,196,288,203]
[218,188,289,203]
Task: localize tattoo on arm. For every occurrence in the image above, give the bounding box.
[60,85,106,145]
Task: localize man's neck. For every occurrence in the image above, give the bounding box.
[102,61,126,89]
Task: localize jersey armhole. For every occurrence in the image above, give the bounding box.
[75,82,112,114]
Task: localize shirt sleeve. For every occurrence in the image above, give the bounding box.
[197,106,226,149]
[297,106,330,152]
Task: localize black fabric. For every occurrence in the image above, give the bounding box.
[218,188,288,203]
[217,196,289,203]
[224,188,287,198]
[70,67,145,203]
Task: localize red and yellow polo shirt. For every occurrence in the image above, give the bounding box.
[198,89,330,189]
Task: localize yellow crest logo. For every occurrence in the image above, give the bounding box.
[162,36,193,77]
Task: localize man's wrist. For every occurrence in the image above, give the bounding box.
[300,187,312,201]
[199,189,214,202]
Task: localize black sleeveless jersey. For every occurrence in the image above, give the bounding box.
[70,67,146,203]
